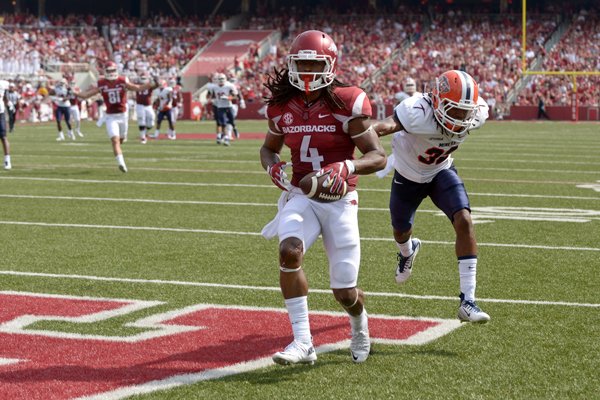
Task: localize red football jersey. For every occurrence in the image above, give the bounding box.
[136,89,153,106]
[172,87,182,107]
[267,86,372,189]
[97,76,128,114]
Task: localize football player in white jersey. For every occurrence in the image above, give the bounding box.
[373,70,491,323]
[211,73,238,146]
[153,81,176,140]
[51,79,75,141]
[394,77,417,106]
[0,79,12,169]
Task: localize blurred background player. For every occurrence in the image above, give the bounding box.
[6,83,20,133]
[394,77,417,106]
[205,74,220,143]
[50,78,75,141]
[170,78,183,126]
[0,79,12,169]
[135,73,155,144]
[211,73,237,146]
[67,83,84,138]
[228,76,246,139]
[77,61,157,172]
[152,80,176,140]
[373,69,491,323]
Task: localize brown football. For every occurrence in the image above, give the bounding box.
[298,171,348,202]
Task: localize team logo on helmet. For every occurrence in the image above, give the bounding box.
[438,76,451,94]
[283,112,294,125]
[328,43,337,53]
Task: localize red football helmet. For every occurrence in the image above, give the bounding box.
[287,30,337,92]
[432,70,479,138]
[104,61,118,81]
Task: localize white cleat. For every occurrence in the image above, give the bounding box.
[4,161,11,170]
[350,326,371,363]
[77,131,84,137]
[458,294,490,324]
[395,238,421,284]
[272,340,317,365]
[140,137,147,144]
[118,164,128,173]
[68,131,76,140]
[56,135,65,141]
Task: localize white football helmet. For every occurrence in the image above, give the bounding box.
[104,61,118,81]
[403,78,416,95]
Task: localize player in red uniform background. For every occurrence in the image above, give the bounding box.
[78,62,157,172]
[134,73,155,144]
[259,30,386,365]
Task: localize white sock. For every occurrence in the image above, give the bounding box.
[140,129,146,139]
[349,309,368,334]
[396,238,413,257]
[284,296,312,345]
[458,256,477,301]
[155,129,160,136]
[116,154,125,166]
[4,155,10,163]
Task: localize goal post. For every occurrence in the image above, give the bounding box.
[521,0,600,121]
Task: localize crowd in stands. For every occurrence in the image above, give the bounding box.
[1,6,599,121]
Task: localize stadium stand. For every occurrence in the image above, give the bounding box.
[0,1,598,121]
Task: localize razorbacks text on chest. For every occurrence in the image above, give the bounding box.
[267,86,371,187]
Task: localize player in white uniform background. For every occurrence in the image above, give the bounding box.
[211,73,238,146]
[0,79,12,169]
[153,81,176,140]
[51,79,75,141]
[373,69,491,323]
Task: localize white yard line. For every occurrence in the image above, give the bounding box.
[0,270,597,308]
[1,193,599,206]
[1,176,599,194]
[1,220,599,252]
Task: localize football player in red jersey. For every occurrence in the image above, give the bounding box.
[259,30,386,365]
[78,61,157,172]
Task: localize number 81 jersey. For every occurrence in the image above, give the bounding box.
[266,86,372,189]
[97,76,128,114]
[391,93,488,183]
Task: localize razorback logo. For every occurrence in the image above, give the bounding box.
[0,291,462,399]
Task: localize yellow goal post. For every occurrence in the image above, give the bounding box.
[521,0,600,120]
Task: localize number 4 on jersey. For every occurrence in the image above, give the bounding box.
[300,135,324,170]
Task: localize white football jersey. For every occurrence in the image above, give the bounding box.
[157,86,173,111]
[212,82,238,109]
[391,93,489,183]
[0,80,8,113]
[52,85,71,108]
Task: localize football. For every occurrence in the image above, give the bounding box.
[298,170,348,202]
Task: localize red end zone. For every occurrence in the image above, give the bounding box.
[0,292,462,399]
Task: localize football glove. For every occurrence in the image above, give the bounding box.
[267,161,292,191]
[316,160,355,194]
[239,100,246,109]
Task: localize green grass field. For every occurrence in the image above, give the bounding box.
[1,120,599,399]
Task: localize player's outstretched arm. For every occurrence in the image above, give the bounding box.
[370,114,404,138]
[347,117,387,175]
[77,87,100,100]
